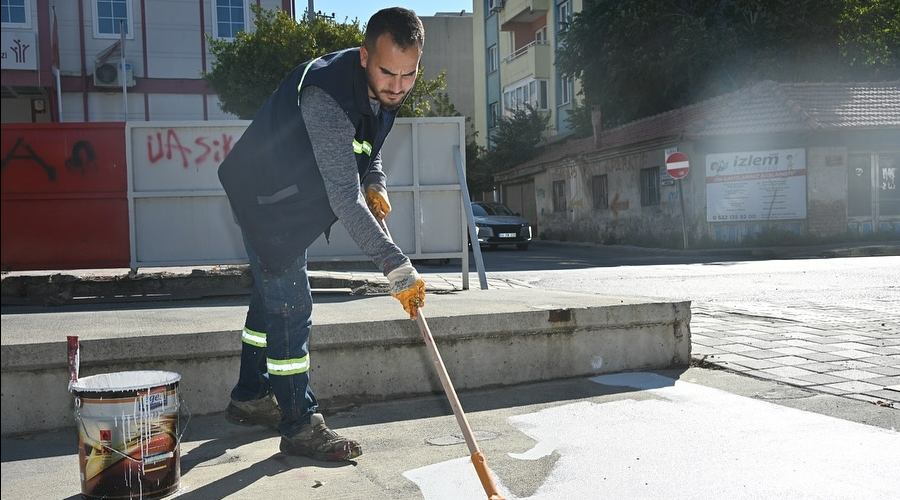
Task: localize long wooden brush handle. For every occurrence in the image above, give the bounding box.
[379,216,505,499]
[415,312,479,454]
[415,313,504,500]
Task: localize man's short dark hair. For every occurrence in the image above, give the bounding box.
[364,7,425,51]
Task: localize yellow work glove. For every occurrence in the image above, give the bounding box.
[387,263,426,320]
[365,184,391,220]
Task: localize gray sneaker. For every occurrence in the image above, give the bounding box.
[225,393,281,431]
[279,413,362,462]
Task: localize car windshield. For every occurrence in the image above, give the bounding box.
[473,203,515,216]
[472,204,488,216]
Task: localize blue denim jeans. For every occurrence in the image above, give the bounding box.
[231,235,318,437]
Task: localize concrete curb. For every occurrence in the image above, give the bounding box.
[1,287,690,436]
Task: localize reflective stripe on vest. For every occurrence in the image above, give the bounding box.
[241,327,266,348]
[297,56,372,158]
[296,56,323,106]
[353,139,373,156]
[267,355,311,376]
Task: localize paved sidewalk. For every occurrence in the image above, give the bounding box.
[691,300,900,407]
[3,368,897,500]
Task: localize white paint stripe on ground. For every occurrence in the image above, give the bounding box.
[404,373,899,500]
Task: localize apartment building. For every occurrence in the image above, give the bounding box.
[472,0,583,149]
[419,11,475,132]
[2,0,300,123]
[1,1,474,125]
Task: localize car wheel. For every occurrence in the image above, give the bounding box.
[516,243,529,250]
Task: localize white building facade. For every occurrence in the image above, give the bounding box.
[2,0,293,123]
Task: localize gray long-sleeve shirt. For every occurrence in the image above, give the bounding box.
[300,85,409,275]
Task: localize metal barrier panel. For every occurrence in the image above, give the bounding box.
[1,122,129,271]
[310,118,468,263]
[126,121,248,269]
[126,118,468,278]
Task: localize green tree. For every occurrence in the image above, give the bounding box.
[838,0,900,76]
[399,70,461,118]
[204,6,456,120]
[468,106,549,194]
[558,0,900,130]
[204,6,364,119]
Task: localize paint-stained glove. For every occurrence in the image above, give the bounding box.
[388,263,426,320]
[366,184,391,220]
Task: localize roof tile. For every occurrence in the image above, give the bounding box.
[510,80,899,172]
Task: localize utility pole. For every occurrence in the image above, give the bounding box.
[307,0,315,19]
[120,20,127,118]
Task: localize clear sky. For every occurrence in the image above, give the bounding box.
[302,1,473,25]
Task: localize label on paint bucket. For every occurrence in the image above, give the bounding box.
[72,370,182,500]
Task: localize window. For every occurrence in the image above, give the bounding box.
[849,152,899,217]
[591,175,608,209]
[502,79,549,115]
[487,45,498,73]
[93,0,133,39]
[215,0,247,39]
[848,154,872,217]
[557,1,571,31]
[559,74,572,105]
[535,26,547,43]
[640,167,661,207]
[489,102,499,129]
[553,180,567,213]
[1,0,30,27]
[879,153,899,216]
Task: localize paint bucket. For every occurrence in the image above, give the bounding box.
[72,370,182,500]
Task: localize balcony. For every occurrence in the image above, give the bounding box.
[501,40,551,87]
[499,0,550,31]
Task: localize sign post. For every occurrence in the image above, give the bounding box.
[666,152,691,249]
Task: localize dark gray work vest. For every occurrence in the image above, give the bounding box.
[218,48,399,275]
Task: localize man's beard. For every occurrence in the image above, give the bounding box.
[365,68,407,111]
[379,97,404,112]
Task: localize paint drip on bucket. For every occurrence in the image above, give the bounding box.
[71,370,182,500]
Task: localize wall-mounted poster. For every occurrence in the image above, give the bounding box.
[706,148,807,222]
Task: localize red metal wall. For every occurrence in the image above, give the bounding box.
[1,123,129,271]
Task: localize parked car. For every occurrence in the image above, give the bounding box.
[470,201,532,250]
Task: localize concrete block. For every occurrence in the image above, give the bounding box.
[1,289,690,436]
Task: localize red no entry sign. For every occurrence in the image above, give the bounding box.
[666,152,690,179]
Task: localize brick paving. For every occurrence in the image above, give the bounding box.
[387,269,900,407]
[690,300,900,406]
[414,269,900,408]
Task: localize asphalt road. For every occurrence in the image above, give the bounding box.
[476,242,898,305]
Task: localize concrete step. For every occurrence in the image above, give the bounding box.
[1,286,691,436]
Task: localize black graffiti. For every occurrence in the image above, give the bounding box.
[65,141,98,174]
[1,138,103,182]
[1,138,57,182]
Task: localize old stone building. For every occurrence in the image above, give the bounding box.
[494,80,900,246]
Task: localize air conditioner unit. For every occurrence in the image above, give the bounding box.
[93,61,135,88]
[489,0,504,13]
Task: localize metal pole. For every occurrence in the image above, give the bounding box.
[454,145,488,290]
[678,178,689,250]
[307,0,315,19]
[120,20,127,118]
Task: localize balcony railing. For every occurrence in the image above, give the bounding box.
[501,40,551,86]
[503,40,548,63]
